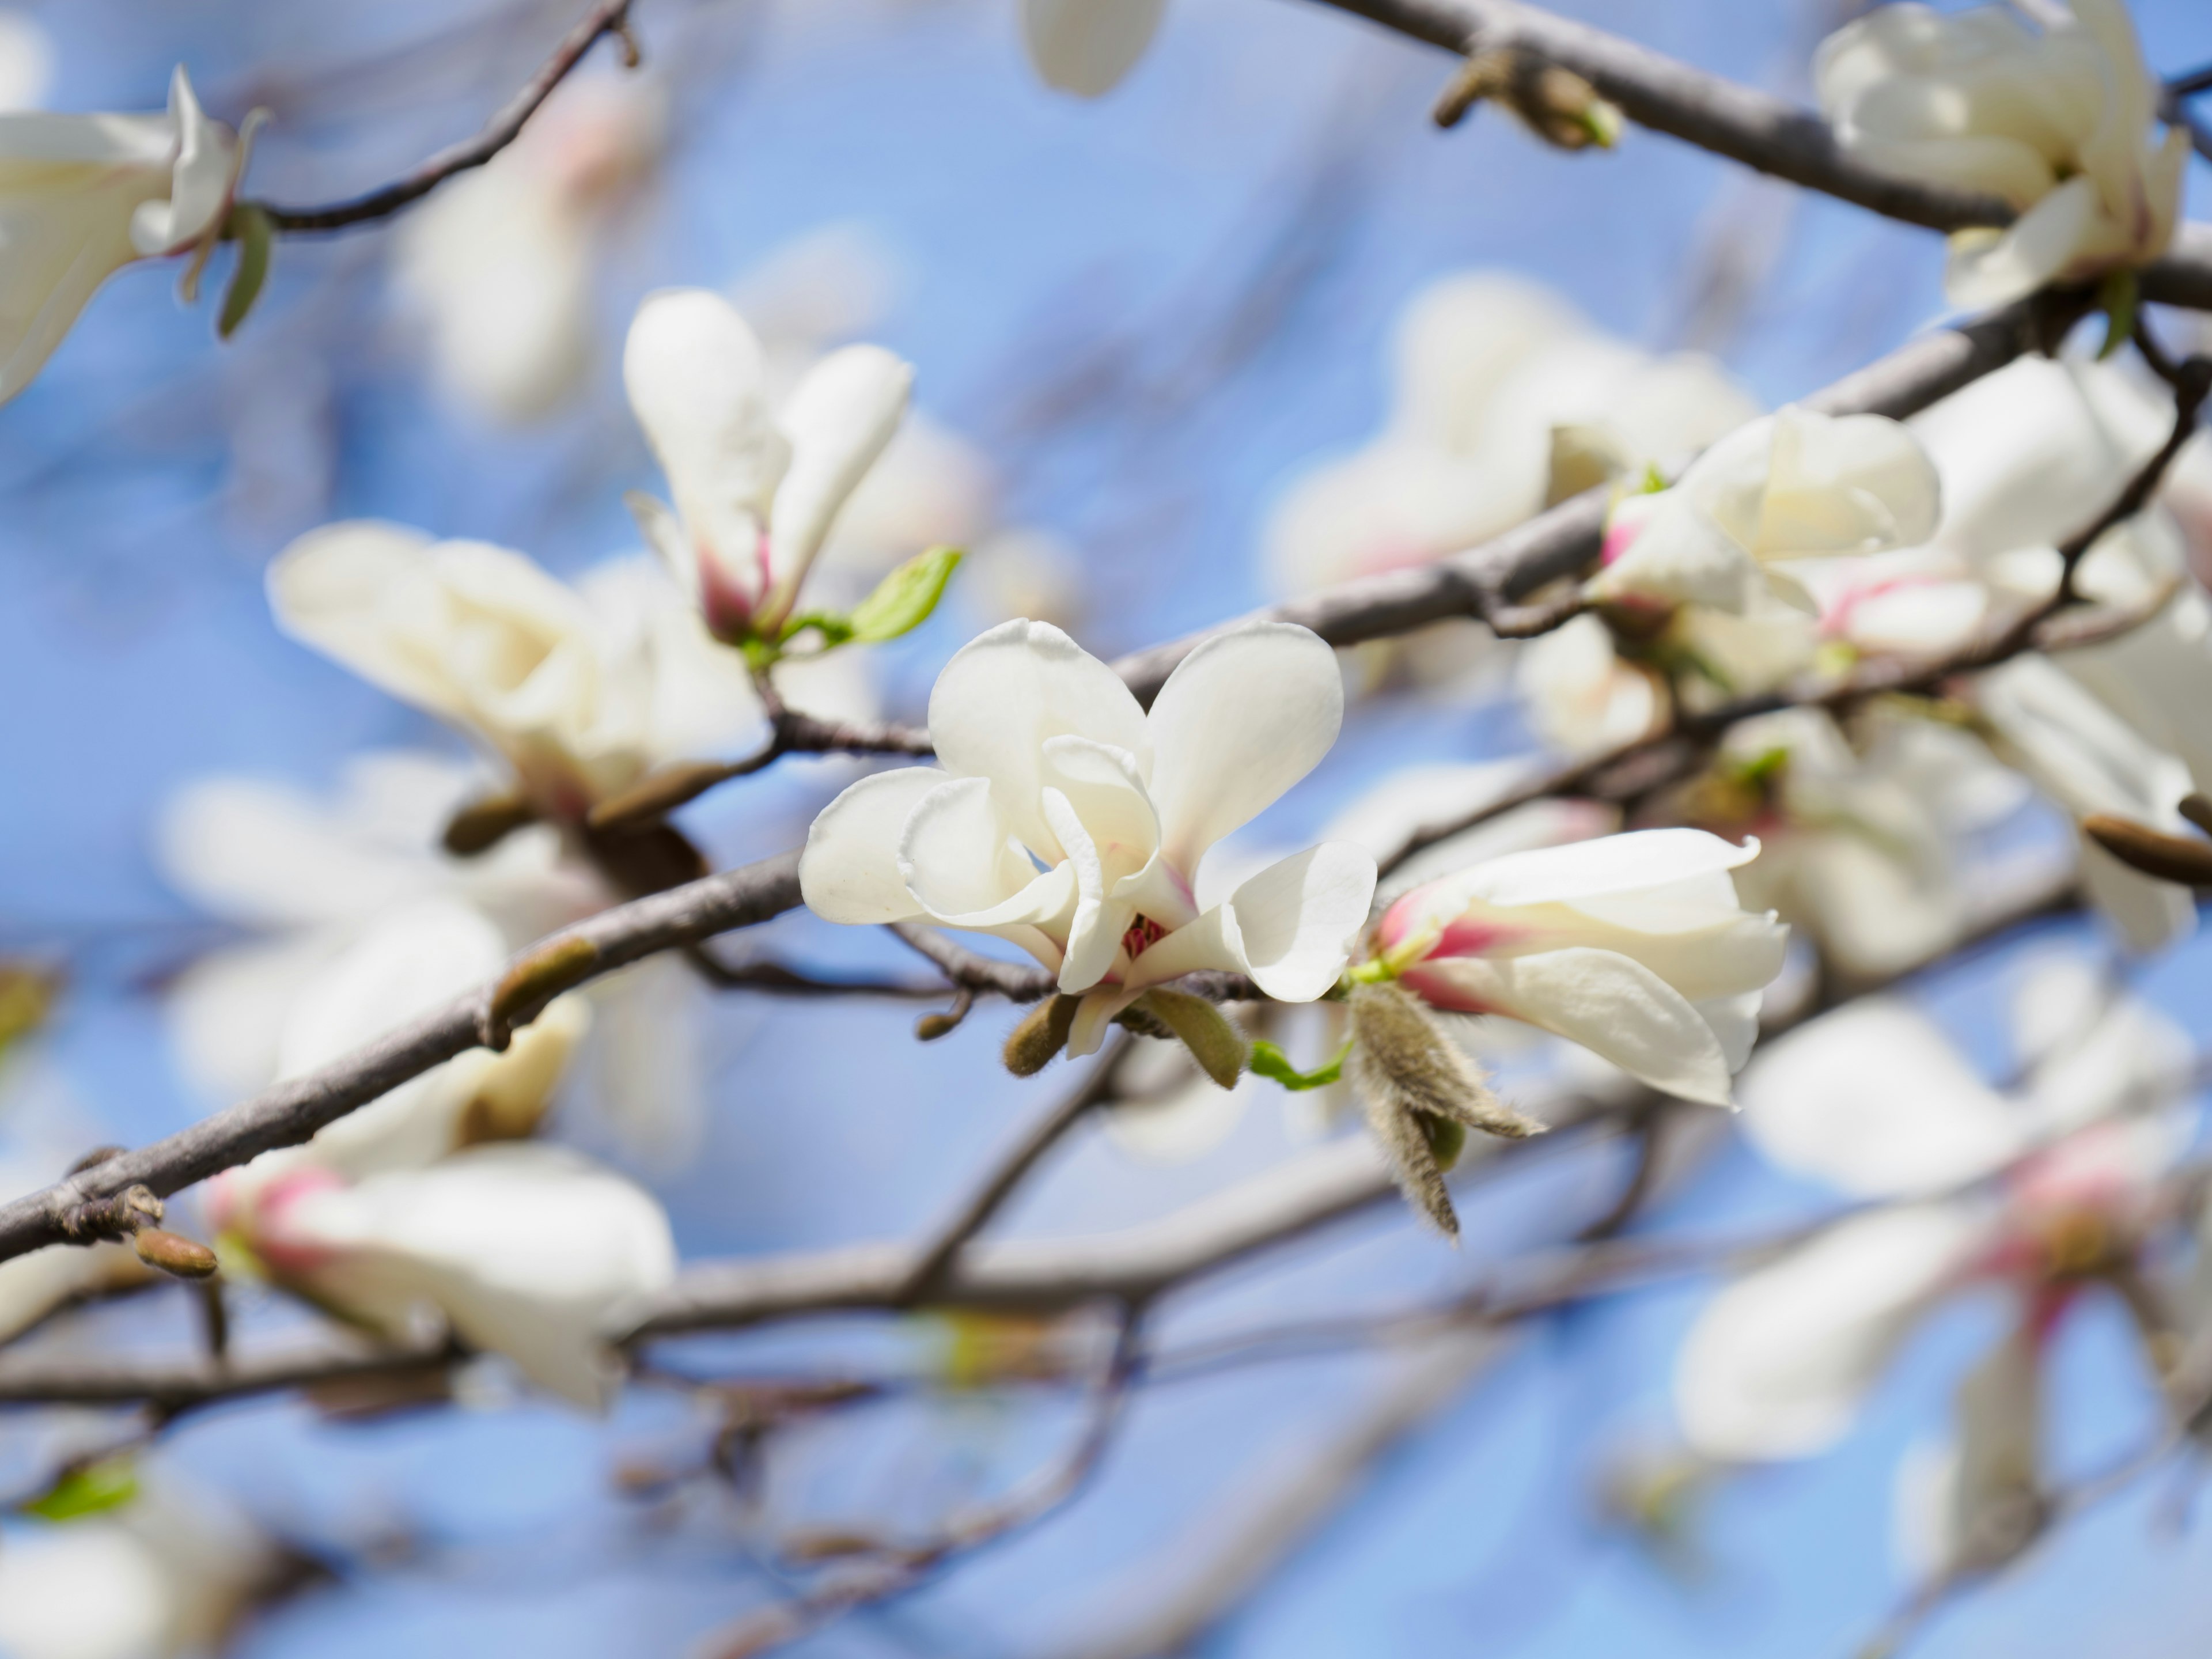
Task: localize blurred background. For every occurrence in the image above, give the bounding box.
[6,0,2212,1653]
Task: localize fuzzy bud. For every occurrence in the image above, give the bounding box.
[1131,987,1247,1089]
[1347,981,1545,1237]
[132,1227,219,1279]
[1003,994,1080,1077]
[586,760,739,833]
[441,791,539,857]
[2081,813,2212,886]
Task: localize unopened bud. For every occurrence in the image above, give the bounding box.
[2081,813,2212,886]
[1347,982,1545,1237]
[132,1228,219,1279]
[915,990,974,1042]
[1131,987,1247,1089]
[1003,994,1080,1077]
[1511,62,1620,151]
[442,791,539,856]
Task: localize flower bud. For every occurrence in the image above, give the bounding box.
[1003,994,1080,1077]
[1347,982,1544,1237]
[485,933,602,1047]
[1130,987,1247,1089]
[132,1226,219,1279]
[441,790,540,856]
[2081,813,2212,887]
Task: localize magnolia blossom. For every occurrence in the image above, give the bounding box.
[267,533,800,821]
[395,73,664,423]
[1268,272,1759,600]
[1676,959,2190,1472]
[0,66,251,403]
[1021,0,1168,97]
[801,619,1377,1056]
[1369,830,1789,1107]
[1589,406,1942,615]
[1974,653,2197,952]
[1816,1,2187,306]
[1695,707,2031,982]
[157,751,706,1165]
[623,288,914,643]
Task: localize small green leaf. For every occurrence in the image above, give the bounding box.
[775,612,855,650]
[1249,1037,1351,1093]
[218,202,272,341]
[1639,462,1669,495]
[847,546,963,644]
[2097,268,2139,361]
[24,1456,138,1522]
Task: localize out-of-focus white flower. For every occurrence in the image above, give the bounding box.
[223,1142,673,1410]
[1816,1,2187,306]
[1705,707,2030,981]
[395,73,663,423]
[0,12,54,114]
[0,66,251,404]
[802,619,1377,1056]
[0,1230,151,1347]
[267,532,770,823]
[623,288,914,643]
[0,1479,277,1659]
[1021,0,1168,97]
[1371,830,1789,1107]
[158,751,703,1167]
[1514,613,1668,756]
[1973,652,2196,952]
[1267,272,1760,599]
[1675,957,2191,1463]
[1590,407,1942,615]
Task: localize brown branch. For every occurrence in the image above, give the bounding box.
[260,1,642,234]
[1298,0,2212,310]
[588,711,935,834]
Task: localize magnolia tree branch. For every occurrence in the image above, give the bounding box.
[260,0,641,234]
[1298,0,2212,310]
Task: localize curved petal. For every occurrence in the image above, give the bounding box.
[1021,0,1169,97]
[798,767,947,923]
[622,288,788,606]
[1755,407,1943,558]
[127,66,237,256]
[899,775,1077,930]
[1145,622,1344,878]
[1403,828,1759,916]
[266,520,458,714]
[1588,489,1767,613]
[763,343,914,625]
[1738,997,2024,1197]
[281,1143,675,1409]
[1125,841,1377,1002]
[927,619,1149,855]
[1945,176,2101,308]
[1406,946,1737,1106]
[1675,1203,1989,1461]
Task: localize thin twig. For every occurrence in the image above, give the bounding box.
[261,1,642,233]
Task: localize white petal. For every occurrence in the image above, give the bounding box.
[763,343,913,623]
[1126,842,1377,1001]
[0,1523,177,1659]
[1945,176,2101,308]
[266,520,460,714]
[1753,406,1942,558]
[127,66,237,256]
[1675,1202,1990,1462]
[1419,827,1759,912]
[798,767,947,923]
[1587,490,1766,613]
[1738,998,2025,1197]
[0,1238,148,1345]
[1406,946,1738,1106]
[926,619,1149,856]
[623,288,788,613]
[900,775,1079,930]
[1021,0,1168,97]
[1145,622,1344,878]
[282,1143,674,1409]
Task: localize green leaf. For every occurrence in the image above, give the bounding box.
[24,1456,138,1522]
[775,612,855,651]
[847,546,963,644]
[1249,1038,1351,1093]
[218,203,272,341]
[2097,268,2139,362]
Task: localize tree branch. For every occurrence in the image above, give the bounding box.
[261,1,642,234]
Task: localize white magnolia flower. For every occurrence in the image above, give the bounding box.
[267,532,772,821]
[395,73,664,423]
[1513,613,1666,757]
[1589,406,1942,615]
[1675,957,2191,1463]
[157,751,705,1166]
[1816,0,2187,306]
[0,66,251,403]
[1267,272,1759,599]
[1370,829,1789,1107]
[623,287,914,643]
[1021,0,1168,97]
[801,619,1378,1056]
[1973,652,2196,952]
[221,1142,673,1410]
[1709,707,2030,981]
[0,1480,276,1659]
